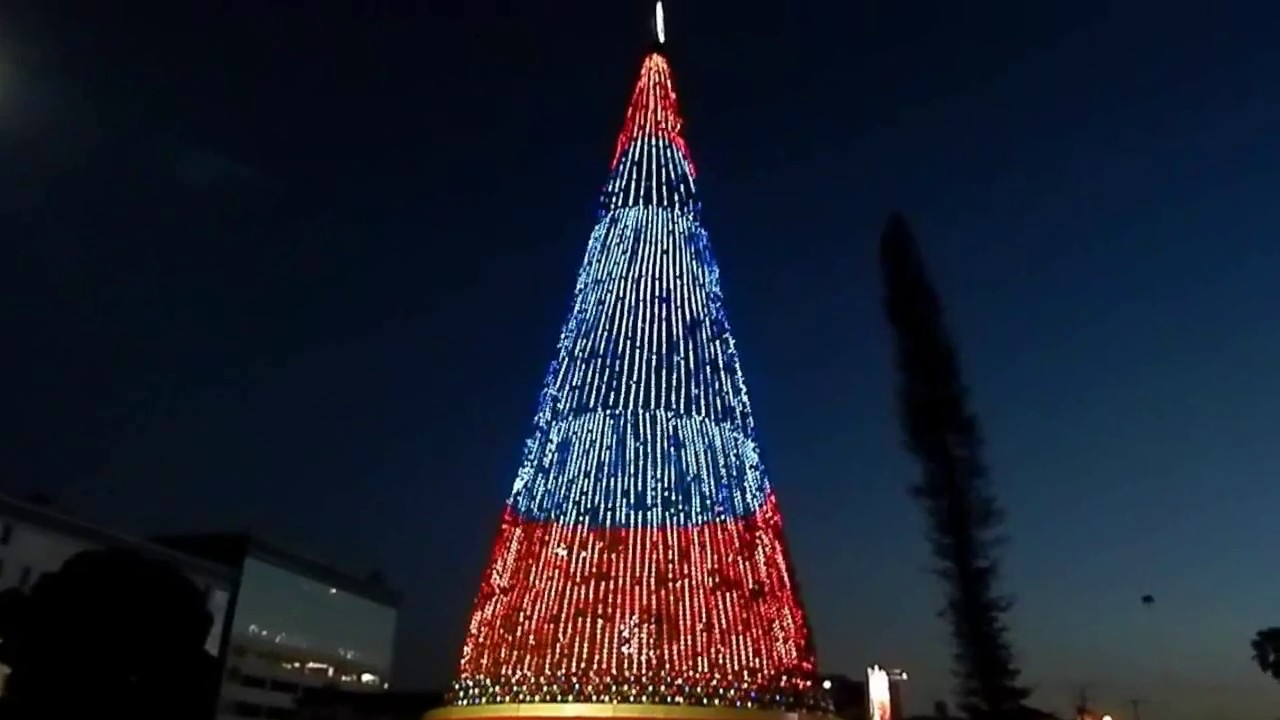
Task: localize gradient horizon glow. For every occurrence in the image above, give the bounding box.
[447,52,825,712]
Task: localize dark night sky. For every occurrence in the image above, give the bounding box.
[3,2,1278,717]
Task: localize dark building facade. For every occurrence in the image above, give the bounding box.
[821,674,869,720]
[296,687,443,720]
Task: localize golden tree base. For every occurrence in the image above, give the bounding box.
[426,704,834,720]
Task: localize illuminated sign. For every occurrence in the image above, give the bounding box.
[867,665,892,720]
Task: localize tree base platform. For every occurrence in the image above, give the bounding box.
[426,704,833,720]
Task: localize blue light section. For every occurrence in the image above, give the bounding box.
[507,131,772,528]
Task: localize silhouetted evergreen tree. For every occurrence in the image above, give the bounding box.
[879,213,1029,719]
[1251,627,1280,682]
[0,548,219,720]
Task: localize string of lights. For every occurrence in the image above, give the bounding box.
[448,51,827,714]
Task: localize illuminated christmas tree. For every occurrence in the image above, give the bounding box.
[437,7,830,719]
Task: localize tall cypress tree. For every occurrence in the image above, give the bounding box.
[1250,627,1280,682]
[879,213,1029,719]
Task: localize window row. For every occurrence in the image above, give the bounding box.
[237,672,302,695]
[232,700,295,719]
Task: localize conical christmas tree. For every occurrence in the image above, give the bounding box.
[440,13,829,720]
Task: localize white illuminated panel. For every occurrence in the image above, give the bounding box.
[868,665,892,720]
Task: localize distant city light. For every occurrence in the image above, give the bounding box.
[822,679,832,690]
[867,666,892,720]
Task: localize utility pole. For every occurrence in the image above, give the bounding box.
[1074,686,1091,720]
[1128,698,1144,720]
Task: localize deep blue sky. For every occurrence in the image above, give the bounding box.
[3,2,1278,717]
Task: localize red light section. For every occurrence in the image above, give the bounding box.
[611,53,696,177]
[454,494,818,707]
